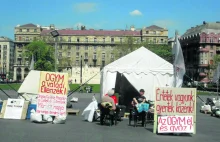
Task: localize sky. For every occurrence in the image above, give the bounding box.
[0,0,220,39]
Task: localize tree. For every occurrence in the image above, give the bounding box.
[114,37,173,63]
[24,40,55,71]
[212,54,220,69]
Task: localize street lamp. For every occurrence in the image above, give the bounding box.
[80,55,83,84]
[50,30,59,72]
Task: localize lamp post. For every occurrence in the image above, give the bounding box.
[50,30,59,72]
[80,55,82,84]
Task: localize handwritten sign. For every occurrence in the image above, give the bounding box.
[153,87,197,134]
[4,99,25,119]
[38,71,68,95]
[158,116,194,133]
[155,87,196,115]
[36,94,67,116]
[36,71,68,116]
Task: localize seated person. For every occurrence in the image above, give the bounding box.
[102,89,116,110]
[132,89,149,112]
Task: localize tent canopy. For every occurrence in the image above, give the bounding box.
[101,46,174,101]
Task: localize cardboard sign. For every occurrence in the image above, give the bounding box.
[158,116,194,133]
[153,87,197,134]
[36,94,67,116]
[36,71,68,116]
[4,99,25,119]
[155,87,196,115]
[38,71,68,95]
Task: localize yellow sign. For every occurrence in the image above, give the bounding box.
[38,71,68,95]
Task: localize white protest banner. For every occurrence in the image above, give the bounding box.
[36,71,68,116]
[4,99,25,119]
[158,116,194,133]
[153,87,197,134]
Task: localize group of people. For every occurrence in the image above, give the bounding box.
[101,88,152,126]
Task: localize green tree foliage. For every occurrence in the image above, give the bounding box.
[114,37,172,63]
[24,40,55,71]
[211,55,220,72]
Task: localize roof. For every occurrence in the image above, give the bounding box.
[104,46,173,74]
[181,22,220,38]
[145,25,165,30]
[0,36,13,42]
[41,29,141,36]
[19,23,38,27]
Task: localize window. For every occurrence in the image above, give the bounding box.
[19,29,22,32]
[111,38,114,43]
[85,46,88,50]
[210,52,213,57]
[26,37,29,41]
[102,53,105,59]
[34,29,37,32]
[146,31,149,34]
[3,45,7,49]
[160,39,164,43]
[76,60,79,66]
[59,45,62,49]
[93,53,97,59]
[77,37,80,42]
[120,38,123,43]
[85,37,88,42]
[103,38,105,43]
[60,37,62,41]
[76,46,79,50]
[210,45,213,50]
[102,46,105,50]
[94,38,97,43]
[76,52,79,57]
[68,37,71,42]
[27,29,29,32]
[68,45,71,49]
[153,38,156,43]
[33,37,37,41]
[85,53,88,59]
[153,31,156,34]
[94,46,97,50]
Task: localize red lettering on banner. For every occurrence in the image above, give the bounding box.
[158,116,194,133]
[45,73,64,83]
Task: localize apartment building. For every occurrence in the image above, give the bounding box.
[13,23,168,81]
[0,36,14,80]
[180,21,220,82]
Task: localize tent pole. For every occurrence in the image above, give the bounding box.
[217,80,219,100]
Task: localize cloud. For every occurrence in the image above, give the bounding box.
[153,20,176,29]
[129,10,142,16]
[73,2,97,13]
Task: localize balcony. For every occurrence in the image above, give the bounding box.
[199,48,209,52]
[198,64,209,67]
[199,72,207,77]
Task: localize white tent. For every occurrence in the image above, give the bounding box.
[18,70,70,104]
[101,46,174,101]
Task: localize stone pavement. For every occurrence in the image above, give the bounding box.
[0,92,219,142]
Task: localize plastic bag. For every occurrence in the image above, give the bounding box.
[53,115,67,124]
[30,109,43,122]
[42,115,53,122]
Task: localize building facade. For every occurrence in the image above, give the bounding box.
[0,36,15,80]
[13,23,168,81]
[180,21,220,82]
